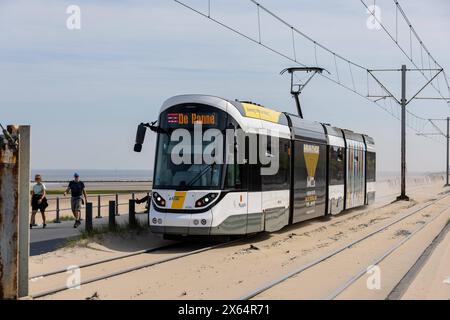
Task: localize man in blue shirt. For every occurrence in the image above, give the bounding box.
[64,173,88,228]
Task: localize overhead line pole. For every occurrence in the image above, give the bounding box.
[418,118,450,187]
[398,65,409,200]
[447,117,449,186]
[368,65,449,200]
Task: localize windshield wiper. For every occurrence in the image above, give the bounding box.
[186,164,215,187]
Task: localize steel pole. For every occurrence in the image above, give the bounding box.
[446,117,450,186]
[397,65,409,201]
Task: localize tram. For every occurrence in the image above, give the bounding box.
[134,94,375,237]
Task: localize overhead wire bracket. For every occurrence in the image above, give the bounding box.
[280,67,328,118]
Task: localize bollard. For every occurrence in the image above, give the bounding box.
[96,195,102,218]
[129,199,136,227]
[132,192,135,200]
[85,202,93,232]
[115,193,120,216]
[55,197,61,223]
[109,200,116,228]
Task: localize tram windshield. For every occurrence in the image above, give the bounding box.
[153,104,228,190]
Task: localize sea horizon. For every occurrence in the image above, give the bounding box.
[31,169,153,182]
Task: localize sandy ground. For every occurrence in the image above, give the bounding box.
[401,226,450,299]
[29,175,450,300]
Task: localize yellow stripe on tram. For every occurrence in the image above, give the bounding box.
[171,191,187,209]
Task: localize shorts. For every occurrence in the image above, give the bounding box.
[71,197,83,212]
[31,195,48,212]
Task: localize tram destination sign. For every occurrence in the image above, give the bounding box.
[165,112,217,126]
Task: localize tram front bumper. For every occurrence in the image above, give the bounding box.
[149,204,212,236]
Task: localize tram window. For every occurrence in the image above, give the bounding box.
[261,138,290,191]
[366,152,376,182]
[225,164,247,190]
[329,146,345,185]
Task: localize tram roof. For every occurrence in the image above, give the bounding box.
[160,95,373,145]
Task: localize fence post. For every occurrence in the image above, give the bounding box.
[96,195,102,218]
[115,193,120,216]
[55,197,61,223]
[85,202,93,232]
[109,200,116,228]
[129,199,136,227]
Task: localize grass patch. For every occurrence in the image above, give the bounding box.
[51,215,75,223]
[61,220,149,249]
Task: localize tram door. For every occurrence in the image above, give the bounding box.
[345,140,366,209]
[292,140,327,223]
[261,137,291,232]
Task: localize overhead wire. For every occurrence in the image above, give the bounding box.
[173,0,444,143]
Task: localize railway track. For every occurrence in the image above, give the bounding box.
[239,190,450,300]
[29,186,413,291]
[30,236,254,299]
[324,202,450,300]
[29,242,179,280]
[30,183,447,299]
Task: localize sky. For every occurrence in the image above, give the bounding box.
[1,0,449,174]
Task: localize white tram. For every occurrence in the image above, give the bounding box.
[134,94,375,238]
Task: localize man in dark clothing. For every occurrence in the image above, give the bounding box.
[64,172,88,228]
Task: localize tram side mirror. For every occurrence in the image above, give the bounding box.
[134,123,147,152]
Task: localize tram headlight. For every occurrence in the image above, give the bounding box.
[195,193,219,208]
[152,192,166,207]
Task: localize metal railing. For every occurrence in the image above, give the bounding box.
[85,198,139,232]
[42,191,151,223]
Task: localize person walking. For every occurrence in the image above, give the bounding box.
[30,174,48,229]
[64,172,88,228]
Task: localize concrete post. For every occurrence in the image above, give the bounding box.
[85,202,93,232]
[109,200,116,228]
[18,126,30,298]
[129,199,136,227]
